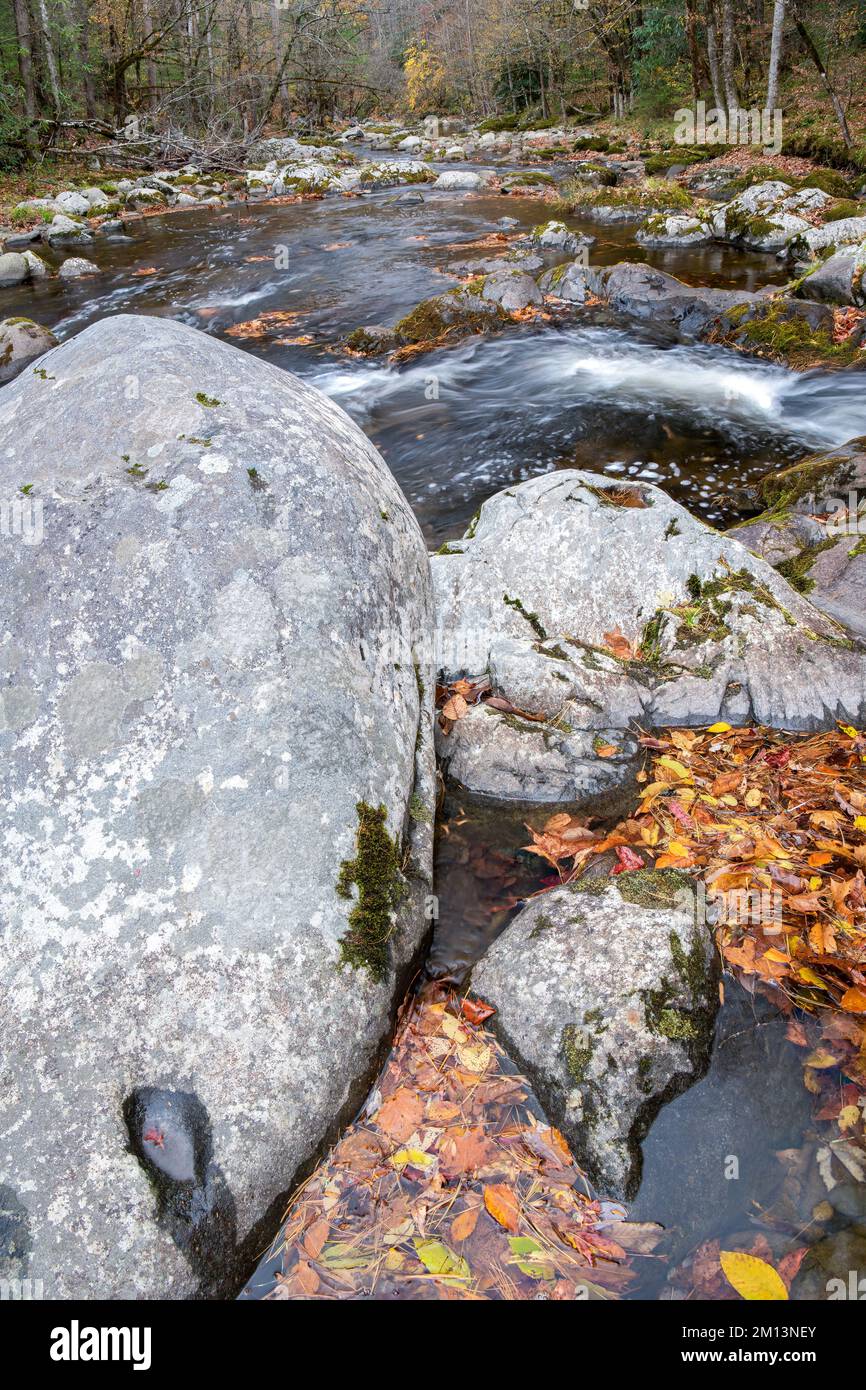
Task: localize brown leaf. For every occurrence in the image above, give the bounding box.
[451,1206,480,1242]
[303,1218,329,1261]
[602,626,634,661]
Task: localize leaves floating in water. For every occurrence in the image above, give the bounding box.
[258,988,660,1300]
[225,310,302,339]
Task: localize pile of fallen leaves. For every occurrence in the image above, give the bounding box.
[524,723,866,1098]
[252,988,661,1300]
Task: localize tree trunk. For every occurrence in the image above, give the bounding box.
[793,9,852,147]
[685,0,703,100]
[76,0,96,117]
[35,0,62,112]
[765,0,784,112]
[721,0,739,113]
[705,0,725,109]
[12,0,38,120]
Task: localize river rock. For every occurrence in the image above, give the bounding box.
[53,190,92,218]
[753,437,866,515]
[0,314,435,1299]
[537,260,591,302]
[0,317,58,383]
[636,212,713,247]
[479,266,543,312]
[434,170,485,191]
[0,252,29,287]
[522,219,590,255]
[81,186,111,209]
[589,262,760,340]
[21,250,49,279]
[57,256,100,279]
[786,214,866,263]
[42,213,92,244]
[796,243,866,307]
[471,873,718,1198]
[432,470,866,802]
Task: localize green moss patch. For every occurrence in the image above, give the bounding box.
[503,593,547,640]
[336,801,406,981]
[615,868,694,911]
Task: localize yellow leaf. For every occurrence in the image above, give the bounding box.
[413,1238,470,1281]
[707,721,732,733]
[657,756,692,781]
[391,1147,434,1169]
[744,788,762,808]
[440,1013,464,1041]
[720,1250,788,1301]
[841,986,866,1013]
[839,1105,861,1131]
[839,724,859,739]
[797,967,828,988]
[804,1049,838,1069]
[855,816,866,832]
[456,1041,492,1073]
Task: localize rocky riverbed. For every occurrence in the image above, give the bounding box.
[1,116,866,1301]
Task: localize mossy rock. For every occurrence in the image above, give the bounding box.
[716,298,862,369]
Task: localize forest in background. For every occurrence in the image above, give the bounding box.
[2,1,866,166]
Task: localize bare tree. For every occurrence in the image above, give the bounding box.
[765,0,785,112]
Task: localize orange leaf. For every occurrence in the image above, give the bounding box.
[602,626,634,660]
[451,1206,480,1242]
[483,1182,520,1232]
[841,986,866,1013]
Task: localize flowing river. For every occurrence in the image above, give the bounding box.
[5,151,866,1298]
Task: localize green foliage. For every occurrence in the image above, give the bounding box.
[0,78,31,170]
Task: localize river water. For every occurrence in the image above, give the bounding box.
[6,155,866,1299]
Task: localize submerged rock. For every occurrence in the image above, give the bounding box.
[0,314,435,1298]
[432,470,866,801]
[471,873,718,1199]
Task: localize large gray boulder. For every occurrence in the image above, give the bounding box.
[786,214,866,263]
[0,314,435,1299]
[471,873,717,1198]
[432,471,866,800]
[537,260,591,302]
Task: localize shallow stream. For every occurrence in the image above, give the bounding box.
[6,155,865,1297]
